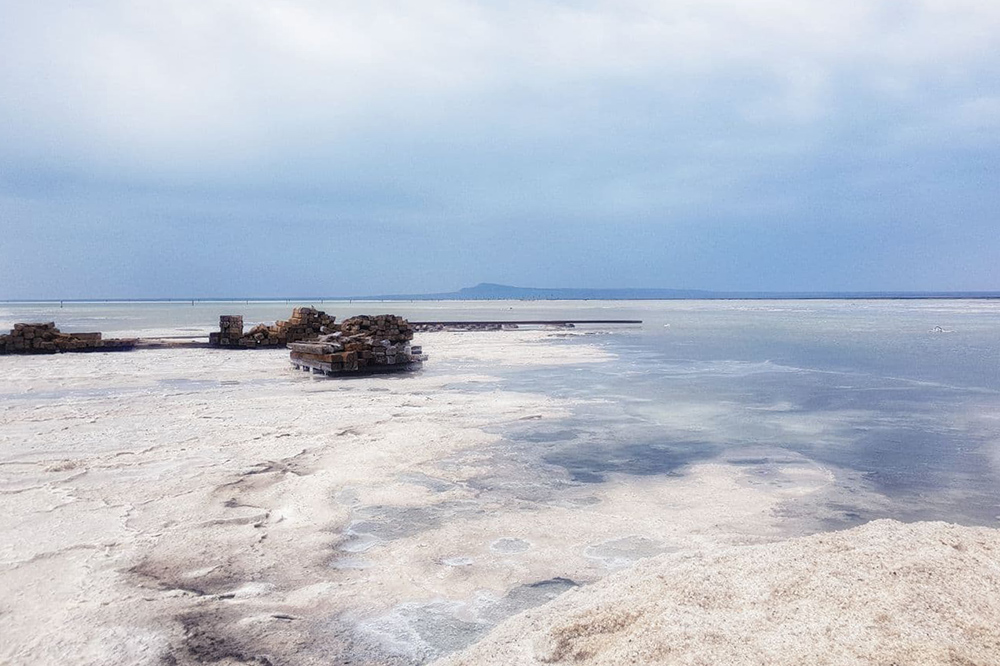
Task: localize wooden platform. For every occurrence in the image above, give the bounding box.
[291,358,423,377]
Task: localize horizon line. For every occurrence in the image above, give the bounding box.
[3,292,1000,304]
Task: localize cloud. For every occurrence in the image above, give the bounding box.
[0,0,998,296]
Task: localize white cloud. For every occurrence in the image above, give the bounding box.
[2,1,997,153]
[0,0,998,245]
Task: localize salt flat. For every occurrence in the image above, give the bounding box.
[0,329,996,665]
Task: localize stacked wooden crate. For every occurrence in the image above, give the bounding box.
[289,314,426,376]
[0,323,136,354]
[209,315,244,346]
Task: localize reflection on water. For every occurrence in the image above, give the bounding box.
[483,300,1000,527]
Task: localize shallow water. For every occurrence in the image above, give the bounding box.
[478,300,1000,527]
[4,298,998,530]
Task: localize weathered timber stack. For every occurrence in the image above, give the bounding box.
[289,314,426,376]
[0,322,136,355]
[209,315,244,346]
[209,308,336,348]
[340,314,414,364]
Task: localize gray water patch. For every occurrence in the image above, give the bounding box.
[454,403,723,507]
[820,503,865,525]
[725,450,819,482]
[339,523,381,553]
[476,577,578,625]
[505,427,581,444]
[356,600,480,663]
[584,536,670,568]
[346,500,483,543]
[512,355,1000,526]
[356,577,578,663]
[771,477,896,535]
[489,538,530,554]
[465,471,569,503]
[477,370,728,487]
[452,436,585,504]
[771,389,1000,524]
[544,440,720,484]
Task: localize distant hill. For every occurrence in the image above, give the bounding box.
[358,283,714,300]
[356,283,1000,301]
[13,283,997,303]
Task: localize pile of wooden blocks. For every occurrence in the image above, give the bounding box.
[207,309,427,375]
[262,307,336,346]
[0,323,136,354]
[210,309,337,348]
[209,315,244,346]
[289,314,426,376]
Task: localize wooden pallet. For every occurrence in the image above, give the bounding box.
[290,357,424,377]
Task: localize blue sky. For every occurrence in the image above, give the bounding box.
[1,0,998,298]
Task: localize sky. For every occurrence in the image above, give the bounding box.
[1,0,998,298]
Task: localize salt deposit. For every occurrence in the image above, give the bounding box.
[1,327,997,666]
[440,519,1000,666]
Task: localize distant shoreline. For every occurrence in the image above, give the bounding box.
[3,294,1000,305]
